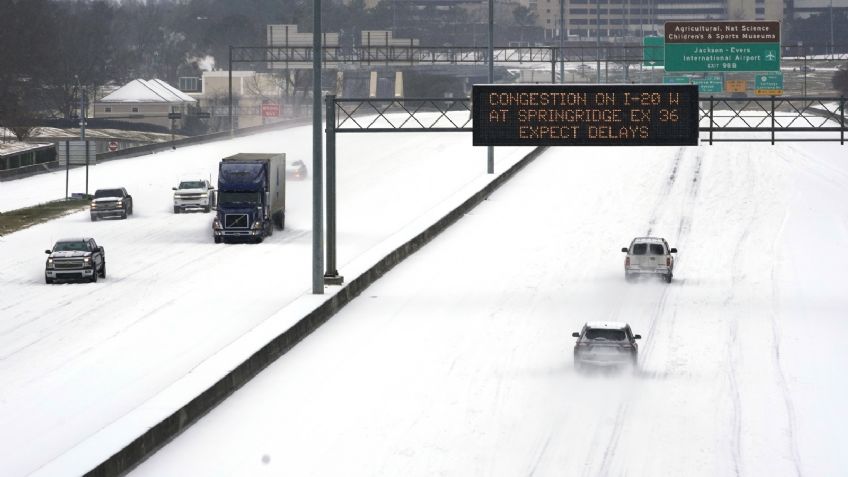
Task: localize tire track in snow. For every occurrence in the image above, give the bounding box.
[719,145,769,477]
[591,147,701,476]
[765,166,804,476]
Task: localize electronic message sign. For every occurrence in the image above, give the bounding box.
[665,21,780,72]
[472,84,699,147]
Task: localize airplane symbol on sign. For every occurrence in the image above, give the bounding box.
[765,51,776,61]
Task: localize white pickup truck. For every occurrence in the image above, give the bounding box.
[173,179,216,213]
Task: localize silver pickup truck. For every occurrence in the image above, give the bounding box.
[622,237,677,283]
[45,237,106,284]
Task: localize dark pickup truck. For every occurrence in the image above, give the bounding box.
[90,187,133,220]
[45,237,106,283]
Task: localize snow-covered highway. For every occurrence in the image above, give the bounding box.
[0,125,532,475]
[134,141,848,476]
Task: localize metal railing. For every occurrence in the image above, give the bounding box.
[701,96,846,144]
[231,44,848,66]
[330,96,846,145]
[334,97,472,132]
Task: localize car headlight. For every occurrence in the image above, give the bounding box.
[83,257,91,263]
[213,218,221,230]
[116,200,123,206]
[251,221,263,230]
[90,202,97,208]
[46,258,54,268]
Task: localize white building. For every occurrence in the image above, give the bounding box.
[94,79,197,130]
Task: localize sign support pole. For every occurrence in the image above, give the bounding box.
[487,0,494,174]
[312,0,324,294]
[324,95,342,285]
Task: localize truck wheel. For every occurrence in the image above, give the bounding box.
[665,273,673,283]
[174,206,180,214]
[128,203,133,215]
[204,204,211,213]
[90,267,98,283]
[214,237,222,244]
[46,277,53,284]
[91,214,97,222]
[121,211,127,220]
[100,262,106,278]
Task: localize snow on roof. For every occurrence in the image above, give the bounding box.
[585,321,629,329]
[148,79,197,103]
[99,79,196,104]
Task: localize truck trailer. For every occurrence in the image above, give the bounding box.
[212,153,286,243]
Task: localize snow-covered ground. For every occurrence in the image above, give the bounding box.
[0,125,532,475]
[134,140,848,476]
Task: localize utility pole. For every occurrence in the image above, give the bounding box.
[80,89,88,197]
[79,82,89,197]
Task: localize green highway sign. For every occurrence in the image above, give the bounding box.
[691,76,724,93]
[664,21,780,72]
[755,72,783,89]
[665,43,780,72]
[663,76,690,84]
[755,72,784,95]
[643,36,665,67]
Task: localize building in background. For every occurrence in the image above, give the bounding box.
[94,79,197,130]
[529,0,784,42]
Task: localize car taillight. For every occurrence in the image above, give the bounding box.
[625,257,630,267]
[666,257,671,266]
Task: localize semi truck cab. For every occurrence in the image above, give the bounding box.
[213,153,286,243]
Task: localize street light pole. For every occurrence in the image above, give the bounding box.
[487,0,494,174]
[799,41,807,98]
[830,0,834,57]
[596,0,602,83]
[559,0,565,83]
[312,0,324,294]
